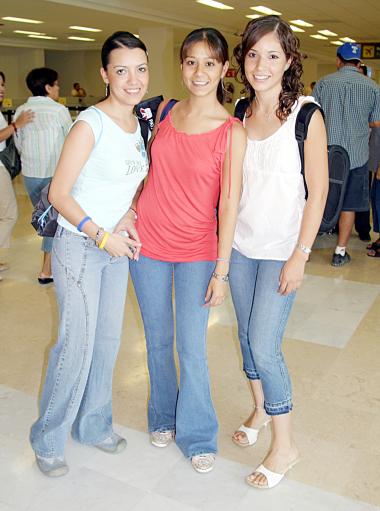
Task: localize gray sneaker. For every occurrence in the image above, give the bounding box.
[191,453,215,474]
[150,430,174,448]
[331,252,351,267]
[35,455,69,477]
[95,432,127,454]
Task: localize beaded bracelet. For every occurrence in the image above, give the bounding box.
[77,216,91,232]
[95,227,105,246]
[212,271,229,282]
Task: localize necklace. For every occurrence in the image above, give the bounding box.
[254,97,278,122]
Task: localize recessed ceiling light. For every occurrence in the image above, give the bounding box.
[28,35,58,40]
[340,37,356,43]
[246,14,262,19]
[310,34,328,40]
[68,36,95,41]
[331,41,343,46]
[69,25,102,32]
[14,30,45,35]
[290,25,305,33]
[290,19,313,28]
[133,34,140,38]
[196,0,234,9]
[318,29,338,37]
[250,6,282,15]
[2,16,43,24]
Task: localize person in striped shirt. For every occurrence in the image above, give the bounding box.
[14,68,72,283]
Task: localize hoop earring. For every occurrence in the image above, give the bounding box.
[105,83,109,96]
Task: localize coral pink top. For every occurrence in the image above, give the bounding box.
[136,112,237,262]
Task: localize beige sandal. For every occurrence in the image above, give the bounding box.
[232,407,271,447]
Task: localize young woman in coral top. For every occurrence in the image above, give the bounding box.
[126,28,245,473]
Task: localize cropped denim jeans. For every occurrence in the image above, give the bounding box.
[129,255,218,458]
[229,248,295,415]
[30,226,129,457]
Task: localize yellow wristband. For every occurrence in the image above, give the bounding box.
[98,232,110,250]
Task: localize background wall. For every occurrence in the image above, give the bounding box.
[0,47,45,98]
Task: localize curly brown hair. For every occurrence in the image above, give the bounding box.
[233,15,304,121]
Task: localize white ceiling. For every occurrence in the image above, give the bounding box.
[1,0,380,66]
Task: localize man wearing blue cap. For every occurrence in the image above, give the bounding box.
[313,43,380,266]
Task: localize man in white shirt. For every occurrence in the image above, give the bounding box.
[14,67,72,284]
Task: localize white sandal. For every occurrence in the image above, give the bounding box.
[232,408,271,447]
[246,458,300,489]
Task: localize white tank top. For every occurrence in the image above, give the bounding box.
[233,96,317,261]
[58,107,148,234]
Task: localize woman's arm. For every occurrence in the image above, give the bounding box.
[49,121,138,258]
[0,110,34,143]
[278,110,329,295]
[205,122,246,307]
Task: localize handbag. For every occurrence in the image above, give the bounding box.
[0,138,22,179]
[31,183,58,237]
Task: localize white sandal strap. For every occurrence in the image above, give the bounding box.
[237,424,259,445]
[251,464,284,489]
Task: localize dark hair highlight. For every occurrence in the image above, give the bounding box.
[101,31,147,69]
[26,67,58,96]
[0,71,5,83]
[233,15,304,121]
[180,28,229,104]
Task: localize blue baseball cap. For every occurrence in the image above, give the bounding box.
[337,42,361,61]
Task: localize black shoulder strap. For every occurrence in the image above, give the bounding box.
[159,99,178,122]
[295,102,324,200]
[234,98,250,122]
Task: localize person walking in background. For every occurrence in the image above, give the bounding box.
[128,27,245,474]
[313,43,380,266]
[230,16,328,489]
[0,71,34,281]
[14,67,72,284]
[71,82,87,98]
[367,126,380,257]
[30,31,149,477]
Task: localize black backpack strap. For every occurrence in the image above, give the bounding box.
[295,102,324,200]
[159,99,178,122]
[139,119,149,149]
[234,98,250,122]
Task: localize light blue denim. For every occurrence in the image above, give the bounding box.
[229,248,295,415]
[23,176,53,253]
[129,254,218,458]
[30,226,129,457]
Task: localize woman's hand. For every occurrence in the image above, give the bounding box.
[114,209,141,260]
[278,251,307,296]
[15,109,35,128]
[204,277,227,307]
[103,232,141,259]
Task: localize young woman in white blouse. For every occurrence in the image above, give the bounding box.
[30,31,149,477]
[229,16,328,489]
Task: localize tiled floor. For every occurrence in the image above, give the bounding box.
[1,179,380,510]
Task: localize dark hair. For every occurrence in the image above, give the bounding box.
[73,82,79,87]
[101,31,148,69]
[180,28,229,104]
[233,15,304,121]
[338,55,360,67]
[0,71,5,83]
[26,67,58,96]
[360,64,368,76]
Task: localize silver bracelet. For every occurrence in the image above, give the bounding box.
[212,271,229,282]
[216,257,230,263]
[297,242,312,255]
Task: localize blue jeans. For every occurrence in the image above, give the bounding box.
[23,176,53,253]
[129,255,218,458]
[30,226,129,457]
[229,249,295,415]
[371,176,380,233]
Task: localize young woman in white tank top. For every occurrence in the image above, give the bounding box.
[229,16,328,489]
[30,32,149,477]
